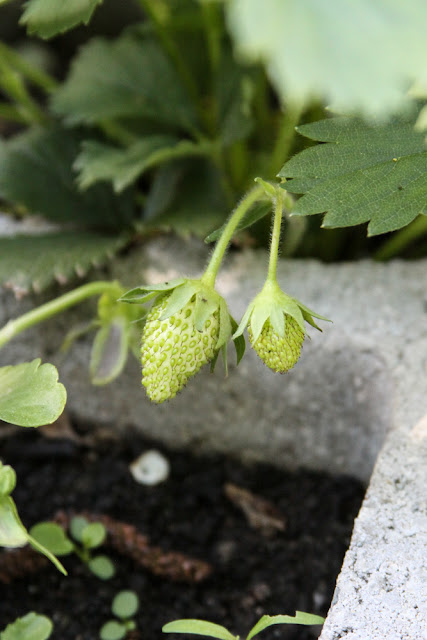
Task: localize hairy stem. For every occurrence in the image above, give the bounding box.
[0,282,118,350]
[267,189,284,283]
[202,184,264,287]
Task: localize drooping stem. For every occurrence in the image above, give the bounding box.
[0,281,118,350]
[266,188,284,283]
[201,184,264,287]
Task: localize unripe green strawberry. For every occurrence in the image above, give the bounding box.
[234,279,329,374]
[141,294,220,403]
[248,315,304,373]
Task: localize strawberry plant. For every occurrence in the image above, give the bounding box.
[0,0,426,635]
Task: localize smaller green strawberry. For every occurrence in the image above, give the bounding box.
[234,280,329,373]
[121,279,244,403]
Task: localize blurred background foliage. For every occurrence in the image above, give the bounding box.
[0,0,426,297]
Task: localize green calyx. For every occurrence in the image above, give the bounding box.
[122,279,243,403]
[234,280,330,373]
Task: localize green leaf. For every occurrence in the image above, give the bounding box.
[225,0,427,118]
[0,232,128,296]
[279,113,427,236]
[0,127,134,231]
[0,462,16,497]
[142,159,228,238]
[230,316,245,366]
[69,516,89,543]
[246,613,325,640]
[0,498,29,548]
[75,136,198,193]
[162,620,237,640]
[90,318,129,386]
[216,50,254,146]
[1,612,53,640]
[0,360,66,427]
[51,34,199,133]
[111,591,139,620]
[81,522,106,549]
[20,0,103,39]
[29,522,74,556]
[204,201,271,243]
[119,279,187,303]
[88,555,115,580]
[99,621,126,640]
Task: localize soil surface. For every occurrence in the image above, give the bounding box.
[0,425,365,640]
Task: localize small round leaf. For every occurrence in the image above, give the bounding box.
[88,555,115,580]
[111,591,139,619]
[81,522,106,549]
[69,516,89,542]
[29,523,73,556]
[1,612,53,640]
[99,621,126,640]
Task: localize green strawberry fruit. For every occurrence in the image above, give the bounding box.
[141,294,220,403]
[248,315,304,373]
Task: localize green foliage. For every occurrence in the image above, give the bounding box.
[162,611,325,640]
[0,233,128,296]
[279,111,427,236]
[74,136,198,193]
[0,359,66,427]
[28,522,74,556]
[0,612,53,640]
[99,621,127,640]
[29,515,115,579]
[0,462,67,574]
[224,0,427,119]
[81,522,106,548]
[51,34,199,132]
[20,0,104,39]
[111,591,139,620]
[141,159,229,238]
[0,127,133,231]
[88,555,115,580]
[100,591,139,640]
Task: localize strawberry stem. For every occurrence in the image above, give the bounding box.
[266,188,284,283]
[0,281,118,350]
[202,184,264,287]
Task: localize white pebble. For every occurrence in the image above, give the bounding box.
[129,450,170,485]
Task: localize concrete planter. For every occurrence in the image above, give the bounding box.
[1,237,426,639]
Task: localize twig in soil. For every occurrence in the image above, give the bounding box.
[224,483,286,536]
[0,511,212,584]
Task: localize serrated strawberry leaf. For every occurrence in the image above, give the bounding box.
[0,126,134,231]
[20,0,104,39]
[75,137,206,193]
[0,232,128,296]
[51,35,199,134]
[279,112,427,236]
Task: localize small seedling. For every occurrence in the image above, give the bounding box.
[163,612,325,640]
[29,516,115,580]
[0,612,53,640]
[100,591,140,640]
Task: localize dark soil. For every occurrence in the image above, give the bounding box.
[0,425,365,640]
